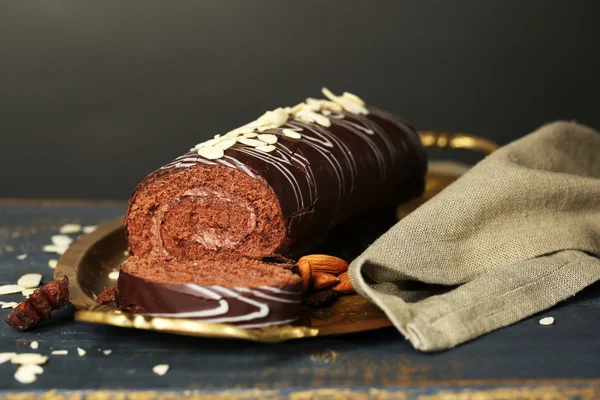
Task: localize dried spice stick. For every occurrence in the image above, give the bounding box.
[4,276,69,331]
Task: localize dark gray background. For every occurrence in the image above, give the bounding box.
[1,1,599,200]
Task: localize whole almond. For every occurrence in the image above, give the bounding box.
[296,259,312,293]
[333,271,355,294]
[297,254,348,275]
[312,272,339,291]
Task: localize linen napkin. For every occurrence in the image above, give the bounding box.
[349,121,600,351]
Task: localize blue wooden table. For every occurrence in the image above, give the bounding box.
[1,199,600,399]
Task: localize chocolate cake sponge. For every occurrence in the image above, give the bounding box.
[126,164,289,261]
[116,256,302,327]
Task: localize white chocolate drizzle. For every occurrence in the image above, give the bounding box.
[144,284,302,327]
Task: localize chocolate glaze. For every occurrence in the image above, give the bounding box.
[127,107,427,244]
[116,271,303,328]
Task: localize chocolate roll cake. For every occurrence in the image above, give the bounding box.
[125,88,427,260]
[116,257,302,327]
[116,88,427,327]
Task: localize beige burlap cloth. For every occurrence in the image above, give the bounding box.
[349,121,600,351]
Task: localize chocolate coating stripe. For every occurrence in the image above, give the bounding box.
[116,271,303,328]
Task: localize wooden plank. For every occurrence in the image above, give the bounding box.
[1,203,600,397]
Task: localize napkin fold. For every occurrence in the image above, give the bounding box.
[349,121,600,351]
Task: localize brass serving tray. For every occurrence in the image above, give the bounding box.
[56,132,497,343]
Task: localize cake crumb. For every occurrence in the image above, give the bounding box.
[59,224,82,234]
[539,316,554,326]
[51,350,68,355]
[30,341,39,350]
[96,287,116,305]
[103,349,112,355]
[48,260,58,269]
[17,254,28,260]
[153,364,169,376]
[77,348,86,356]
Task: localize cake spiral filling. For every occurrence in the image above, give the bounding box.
[151,187,257,255]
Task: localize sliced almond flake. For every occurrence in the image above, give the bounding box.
[319,100,343,111]
[11,353,48,365]
[312,112,331,127]
[539,316,554,326]
[14,367,38,384]
[338,97,368,115]
[271,108,290,125]
[237,137,266,147]
[18,273,42,289]
[19,364,43,375]
[51,234,73,247]
[196,137,223,148]
[0,284,26,295]
[153,364,170,376]
[243,132,257,138]
[213,134,221,139]
[224,130,244,138]
[297,111,315,124]
[22,289,36,297]
[82,225,97,234]
[17,254,28,260]
[303,102,319,112]
[1,302,19,309]
[213,138,236,150]
[227,121,260,136]
[48,260,58,269]
[321,87,368,115]
[321,87,338,103]
[108,271,120,280]
[51,350,68,355]
[257,134,278,144]
[77,348,86,356]
[289,102,306,114]
[257,124,278,132]
[103,349,112,355]
[197,147,224,160]
[43,245,67,255]
[322,110,332,116]
[256,108,288,128]
[0,353,16,364]
[282,129,302,139]
[256,145,276,153]
[30,341,39,350]
[59,224,81,234]
[342,91,366,106]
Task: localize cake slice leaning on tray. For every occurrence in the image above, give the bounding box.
[115,88,428,327]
